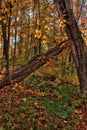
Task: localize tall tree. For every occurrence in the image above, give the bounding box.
[0,0,12,75]
[54,0,87,94]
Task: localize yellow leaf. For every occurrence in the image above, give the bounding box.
[3,20,7,24]
[45,17,50,21]
[44,25,48,29]
[42,40,47,44]
[42,35,47,39]
[0,17,2,21]
[63,19,67,23]
[37,19,40,25]
[74,109,82,114]
[34,29,41,39]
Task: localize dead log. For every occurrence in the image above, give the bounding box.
[0,40,68,89]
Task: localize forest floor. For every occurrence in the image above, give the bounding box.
[0,70,87,130]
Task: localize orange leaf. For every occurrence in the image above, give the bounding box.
[37,120,43,127]
[27,121,31,127]
[21,113,25,118]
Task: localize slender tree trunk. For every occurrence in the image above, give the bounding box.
[54,0,87,94]
[1,1,11,75]
[38,0,41,54]
[13,16,17,69]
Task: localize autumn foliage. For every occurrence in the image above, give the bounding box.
[0,0,87,129]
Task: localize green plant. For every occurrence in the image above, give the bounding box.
[44,98,73,118]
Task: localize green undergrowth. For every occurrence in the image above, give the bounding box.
[0,73,87,130]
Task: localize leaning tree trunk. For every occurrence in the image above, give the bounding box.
[0,40,68,89]
[54,0,87,94]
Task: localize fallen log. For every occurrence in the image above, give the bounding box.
[0,40,68,89]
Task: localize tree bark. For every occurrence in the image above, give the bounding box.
[54,0,87,94]
[0,40,68,89]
